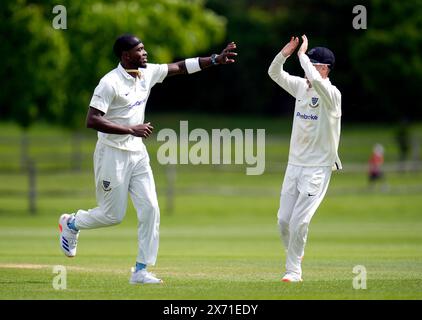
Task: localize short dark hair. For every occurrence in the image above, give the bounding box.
[113,34,142,59]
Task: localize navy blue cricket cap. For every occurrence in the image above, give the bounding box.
[113,34,142,58]
[307,47,335,70]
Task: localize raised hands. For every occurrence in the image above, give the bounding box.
[281,36,299,58]
[297,35,308,56]
[281,35,308,58]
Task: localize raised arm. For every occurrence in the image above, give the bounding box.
[297,35,341,108]
[268,37,306,98]
[166,42,237,77]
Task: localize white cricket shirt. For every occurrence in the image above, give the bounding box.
[89,63,168,151]
[268,52,342,170]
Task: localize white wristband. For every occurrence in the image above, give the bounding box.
[185,58,201,74]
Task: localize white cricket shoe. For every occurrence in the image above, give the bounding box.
[130,269,163,284]
[282,272,303,283]
[59,214,79,257]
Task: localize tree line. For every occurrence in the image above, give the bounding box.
[1,0,421,130]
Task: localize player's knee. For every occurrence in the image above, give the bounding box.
[291,220,309,236]
[105,215,124,226]
[102,207,126,226]
[146,199,159,213]
[278,217,290,235]
[139,200,160,222]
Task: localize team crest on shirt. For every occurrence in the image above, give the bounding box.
[102,180,111,192]
[309,97,319,108]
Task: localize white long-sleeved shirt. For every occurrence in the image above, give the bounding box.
[268,52,342,170]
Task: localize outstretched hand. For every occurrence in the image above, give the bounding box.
[216,42,237,64]
[281,36,299,58]
[297,35,308,56]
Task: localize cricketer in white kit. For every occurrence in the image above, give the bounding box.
[268,35,342,282]
[58,34,237,284]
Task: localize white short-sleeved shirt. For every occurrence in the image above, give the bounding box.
[89,63,168,151]
[268,52,342,170]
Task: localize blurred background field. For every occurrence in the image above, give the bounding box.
[0,116,421,299]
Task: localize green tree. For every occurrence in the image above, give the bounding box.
[200,0,422,121]
[62,0,226,129]
[0,0,226,129]
[350,0,422,120]
[0,0,69,128]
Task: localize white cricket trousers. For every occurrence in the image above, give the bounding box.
[277,164,332,277]
[74,141,160,266]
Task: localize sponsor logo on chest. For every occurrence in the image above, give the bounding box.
[129,98,147,109]
[296,112,318,120]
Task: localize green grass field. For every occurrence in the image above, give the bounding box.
[0,116,422,300]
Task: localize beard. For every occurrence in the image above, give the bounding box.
[128,56,147,69]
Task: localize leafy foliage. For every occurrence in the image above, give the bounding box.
[1,0,422,128]
[350,0,422,120]
[0,0,69,128]
[0,0,226,128]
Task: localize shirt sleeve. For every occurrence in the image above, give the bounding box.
[148,63,169,87]
[268,52,306,98]
[299,53,341,111]
[89,79,116,114]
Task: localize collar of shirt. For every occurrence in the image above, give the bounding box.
[117,63,141,80]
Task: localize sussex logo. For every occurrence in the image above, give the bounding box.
[309,97,319,108]
[102,180,111,191]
